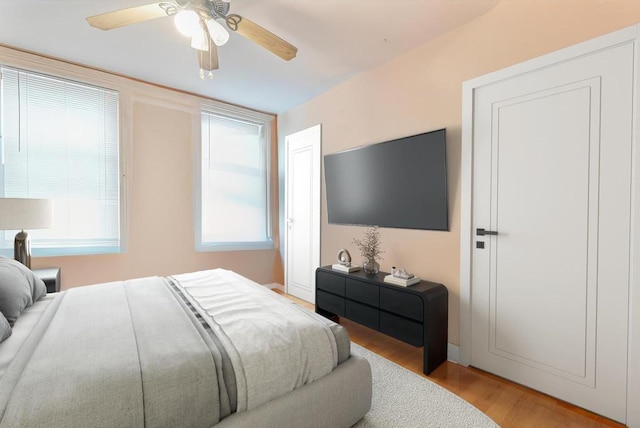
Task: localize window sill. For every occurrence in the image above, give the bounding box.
[0,247,122,258]
[196,241,274,252]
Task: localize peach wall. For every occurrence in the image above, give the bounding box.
[277,0,640,345]
[0,48,283,289]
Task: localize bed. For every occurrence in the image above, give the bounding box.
[0,259,372,427]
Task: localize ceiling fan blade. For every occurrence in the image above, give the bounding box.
[199,42,219,71]
[226,14,297,61]
[86,3,168,30]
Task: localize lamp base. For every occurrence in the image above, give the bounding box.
[14,230,31,269]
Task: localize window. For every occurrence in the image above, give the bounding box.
[197,104,273,251]
[0,66,121,256]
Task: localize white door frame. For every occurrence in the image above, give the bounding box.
[284,124,321,300]
[459,24,640,426]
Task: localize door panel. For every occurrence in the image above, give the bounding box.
[289,148,312,295]
[285,125,321,303]
[490,80,599,384]
[471,43,632,422]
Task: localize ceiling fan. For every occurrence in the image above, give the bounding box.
[86,0,298,79]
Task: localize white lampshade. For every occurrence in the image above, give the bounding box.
[0,198,54,230]
[174,10,201,37]
[206,18,230,46]
[191,27,209,51]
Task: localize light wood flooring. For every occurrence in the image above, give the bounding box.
[275,290,623,428]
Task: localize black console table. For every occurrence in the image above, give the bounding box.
[315,266,448,375]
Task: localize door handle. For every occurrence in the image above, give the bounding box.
[476,228,498,236]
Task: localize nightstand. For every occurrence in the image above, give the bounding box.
[33,267,61,293]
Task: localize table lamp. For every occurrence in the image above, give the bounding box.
[0,198,54,269]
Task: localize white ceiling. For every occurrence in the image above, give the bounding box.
[0,0,498,114]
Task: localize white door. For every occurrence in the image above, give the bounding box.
[285,125,321,303]
[470,43,632,422]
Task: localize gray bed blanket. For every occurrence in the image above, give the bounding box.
[0,277,223,427]
[0,270,341,427]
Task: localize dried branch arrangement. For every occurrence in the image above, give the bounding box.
[352,226,384,261]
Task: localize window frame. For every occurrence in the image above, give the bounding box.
[0,62,128,257]
[195,101,274,252]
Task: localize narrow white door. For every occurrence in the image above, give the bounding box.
[470,43,632,422]
[285,125,321,303]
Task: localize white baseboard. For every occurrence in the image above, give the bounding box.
[447,343,460,364]
[263,282,285,292]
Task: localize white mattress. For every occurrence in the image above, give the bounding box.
[0,293,57,378]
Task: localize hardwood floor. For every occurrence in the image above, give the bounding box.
[276,290,623,428]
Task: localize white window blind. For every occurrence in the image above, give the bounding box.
[0,66,121,256]
[198,108,272,251]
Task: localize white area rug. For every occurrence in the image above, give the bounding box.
[351,343,499,428]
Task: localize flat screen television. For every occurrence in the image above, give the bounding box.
[324,128,448,231]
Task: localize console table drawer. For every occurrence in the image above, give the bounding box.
[380,287,423,321]
[317,271,346,296]
[317,290,345,316]
[346,300,379,330]
[380,311,423,346]
[346,279,379,307]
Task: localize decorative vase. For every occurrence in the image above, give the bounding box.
[363,258,380,275]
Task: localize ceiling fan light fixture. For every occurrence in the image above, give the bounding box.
[191,27,209,51]
[174,10,200,37]
[86,2,298,77]
[205,18,230,47]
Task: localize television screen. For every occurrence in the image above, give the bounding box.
[324,128,448,231]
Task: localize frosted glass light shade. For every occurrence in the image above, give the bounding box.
[0,198,53,230]
[206,18,230,46]
[191,27,209,51]
[174,10,200,37]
